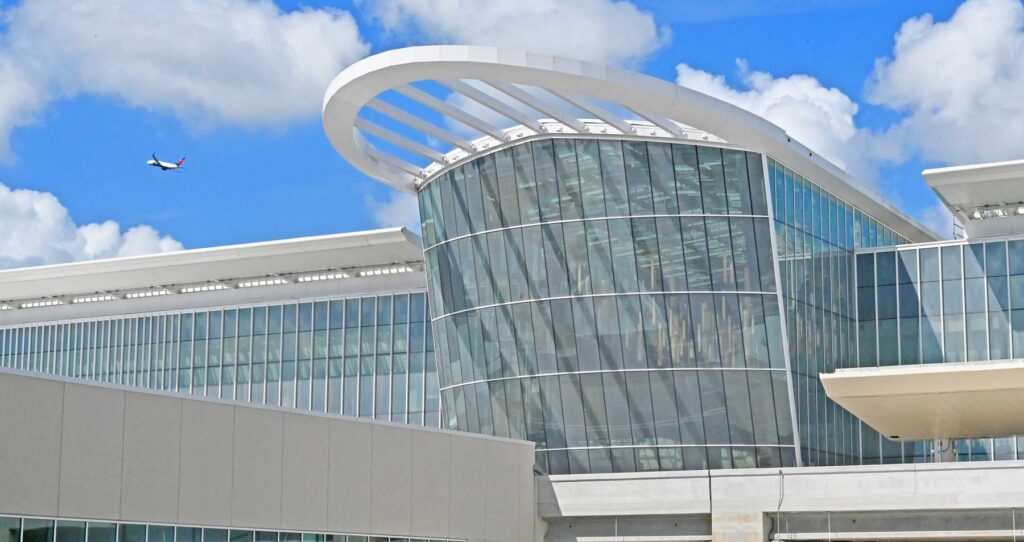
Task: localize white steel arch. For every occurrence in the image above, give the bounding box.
[322,45,938,242]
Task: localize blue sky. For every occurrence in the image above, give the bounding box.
[0,0,1017,268]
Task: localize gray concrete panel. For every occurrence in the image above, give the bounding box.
[281,413,329,531]
[370,423,413,536]
[327,418,373,534]
[0,374,63,516]
[485,440,521,541]
[231,407,284,529]
[178,399,235,526]
[538,470,712,518]
[519,452,538,542]
[121,391,182,522]
[449,435,487,541]
[58,382,125,519]
[410,430,451,538]
[0,371,535,542]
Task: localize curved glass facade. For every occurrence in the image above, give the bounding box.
[419,137,797,474]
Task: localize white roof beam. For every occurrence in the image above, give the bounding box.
[487,83,586,132]
[365,98,474,152]
[547,91,633,135]
[354,117,446,164]
[441,79,543,132]
[395,85,507,141]
[363,141,425,178]
[623,106,684,136]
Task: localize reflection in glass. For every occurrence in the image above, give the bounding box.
[423,138,794,474]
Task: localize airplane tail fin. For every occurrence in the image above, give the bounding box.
[176,157,186,167]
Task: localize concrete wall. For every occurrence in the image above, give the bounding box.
[0,370,535,542]
[538,462,1024,542]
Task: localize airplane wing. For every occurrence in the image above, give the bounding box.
[152,152,159,162]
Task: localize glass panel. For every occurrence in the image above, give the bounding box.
[705,217,735,290]
[533,139,561,223]
[0,517,20,542]
[673,144,703,214]
[88,525,116,542]
[576,139,606,218]
[24,520,54,542]
[722,149,752,215]
[599,140,629,216]
[55,521,84,542]
[697,146,727,214]
[118,525,144,542]
[648,143,678,215]
[177,528,202,542]
[149,527,174,542]
[623,141,654,215]
[204,530,229,542]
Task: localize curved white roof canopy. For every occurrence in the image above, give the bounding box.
[323,45,939,243]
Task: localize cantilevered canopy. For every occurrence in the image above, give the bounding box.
[924,159,1024,238]
[322,45,938,243]
[0,228,423,309]
[821,360,1024,441]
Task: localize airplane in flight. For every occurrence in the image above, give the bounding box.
[147,153,185,171]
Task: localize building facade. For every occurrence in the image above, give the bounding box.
[420,139,794,473]
[0,230,440,428]
[6,44,1024,542]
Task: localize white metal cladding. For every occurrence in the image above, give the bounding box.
[322,45,939,243]
[0,228,425,311]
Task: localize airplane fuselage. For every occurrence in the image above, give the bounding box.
[147,159,180,170]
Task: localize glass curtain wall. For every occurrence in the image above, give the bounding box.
[856,239,1024,462]
[0,293,440,428]
[0,515,458,542]
[419,137,798,474]
[767,158,908,467]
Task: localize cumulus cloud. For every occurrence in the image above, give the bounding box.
[368,191,421,233]
[0,0,369,157]
[675,60,874,175]
[917,202,959,240]
[868,0,1024,165]
[368,0,669,67]
[0,182,183,269]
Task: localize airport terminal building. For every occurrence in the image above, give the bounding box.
[5,45,1024,541]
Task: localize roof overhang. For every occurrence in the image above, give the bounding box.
[821,360,1024,441]
[0,228,424,306]
[924,159,1024,238]
[322,45,939,243]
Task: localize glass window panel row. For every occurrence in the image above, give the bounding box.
[419,139,769,248]
[775,221,861,467]
[0,293,440,428]
[768,158,908,251]
[440,369,796,475]
[432,293,787,388]
[857,239,1024,366]
[425,217,778,318]
[767,155,909,468]
[0,516,457,542]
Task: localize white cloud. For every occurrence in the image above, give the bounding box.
[867,0,1024,165]
[675,60,871,175]
[369,0,670,67]
[917,202,959,239]
[0,182,182,269]
[0,0,369,157]
[368,191,421,233]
